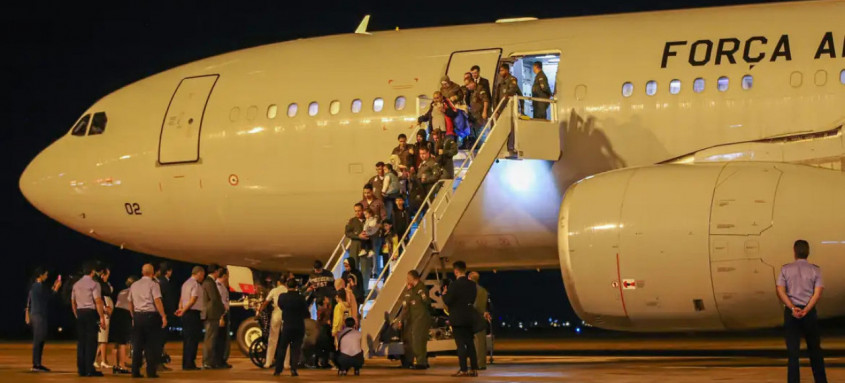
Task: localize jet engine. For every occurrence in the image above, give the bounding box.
[558,162,845,331]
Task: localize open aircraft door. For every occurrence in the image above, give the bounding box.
[445,49,502,92]
[158,74,219,165]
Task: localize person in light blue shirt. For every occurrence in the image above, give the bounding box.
[176,266,205,370]
[71,262,106,377]
[128,264,167,378]
[776,239,827,383]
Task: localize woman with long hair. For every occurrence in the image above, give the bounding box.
[341,258,365,308]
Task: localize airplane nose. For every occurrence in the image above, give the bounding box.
[20,148,52,212]
[20,140,71,219]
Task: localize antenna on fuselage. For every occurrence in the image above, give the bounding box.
[355,15,371,35]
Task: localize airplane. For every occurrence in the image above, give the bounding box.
[19,0,845,342]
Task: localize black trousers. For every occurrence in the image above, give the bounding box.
[315,324,334,365]
[532,101,549,119]
[31,314,47,367]
[132,312,163,376]
[274,328,304,374]
[453,326,478,372]
[213,314,231,366]
[785,307,827,383]
[76,309,99,376]
[337,352,364,372]
[161,314,177,364]
[181,310,203,369]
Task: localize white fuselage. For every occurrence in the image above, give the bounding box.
[20,1,845,276]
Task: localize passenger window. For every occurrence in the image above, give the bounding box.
[308,102,319,116]
[89,112,107,135]
[287,103,298,118]
[669,80,681,95]
[693,78,705,93]
[840,69,844,84]
[646,81,657,96]
[621,82,633,97]
[267,104,278,119]
[718,77,729,92]
[330,100,341,115]
[395,96,406,111]
[373,98,384,112]
[742,75,753,90]
[351,99,362,114]
[71,114,90,136]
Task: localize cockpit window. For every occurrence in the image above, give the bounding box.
[71,114,91,136]
[89,112,107,135]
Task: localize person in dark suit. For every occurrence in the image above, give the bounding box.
[442,261,479,377]
[201,264,225,369]
[155,262,177,371]
[274,279,309,377]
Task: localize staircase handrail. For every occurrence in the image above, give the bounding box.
[361,97,514,315]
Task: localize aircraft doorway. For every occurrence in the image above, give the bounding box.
[446,48,502,94]
[504,53,559,119]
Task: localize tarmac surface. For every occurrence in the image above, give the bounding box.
[2,337,844,382]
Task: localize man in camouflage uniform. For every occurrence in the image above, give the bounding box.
[432,130,458,180]
[440,75,464,104]
[531,62,552,119]
[398,270,431,369]
[464,77,491,139]
[492,63,520,116]
[415,146,442,201]
[469,272,492,370]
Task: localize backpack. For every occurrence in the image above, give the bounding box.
[452,109,471,139]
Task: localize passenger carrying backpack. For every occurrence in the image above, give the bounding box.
[452,109,471,140]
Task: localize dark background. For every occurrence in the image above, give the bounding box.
[1,0,781,340]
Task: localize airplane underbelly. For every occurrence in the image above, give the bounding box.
[448,159,565,270]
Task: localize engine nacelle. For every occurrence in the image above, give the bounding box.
[559,162,845,332]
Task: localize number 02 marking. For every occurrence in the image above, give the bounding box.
[124,203,142,215]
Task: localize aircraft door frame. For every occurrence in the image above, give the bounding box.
[504,50,562,118]
[158,74,219,165]
[445,48,502,89]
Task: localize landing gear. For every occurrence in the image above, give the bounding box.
[236,317,263,357]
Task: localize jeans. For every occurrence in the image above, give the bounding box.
[785,307,827,383]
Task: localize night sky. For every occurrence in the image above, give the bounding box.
[1,0,775,340]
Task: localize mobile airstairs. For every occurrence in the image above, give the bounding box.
[323,96,561,357]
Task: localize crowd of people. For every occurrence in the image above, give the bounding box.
[25,261,230,378]
[21,62,553,379]
[339,62,555,287]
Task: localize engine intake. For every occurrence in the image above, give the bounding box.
[558,162,845,331]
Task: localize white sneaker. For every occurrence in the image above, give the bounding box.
[358,250,366,256]
[368,250,375,258]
